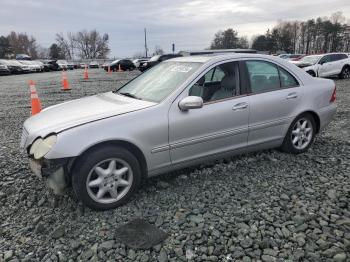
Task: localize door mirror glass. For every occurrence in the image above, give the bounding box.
[178,96,203,111]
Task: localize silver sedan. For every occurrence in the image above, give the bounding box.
[21,54,337,210]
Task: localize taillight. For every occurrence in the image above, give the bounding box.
[330,86,336,103]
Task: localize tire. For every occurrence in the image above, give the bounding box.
[281,113,316,154]
[339,66,350,79]
[72,146,141,211]
[307,70,316,77]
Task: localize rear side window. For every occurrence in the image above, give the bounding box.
[245,60,299,93]
[246,61,280,93]
[337,54,348,60]
[279,67,299,88]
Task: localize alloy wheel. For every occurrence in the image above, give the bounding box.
[291,118,313,150]
[86,158,133,204]
[342,68,350,79]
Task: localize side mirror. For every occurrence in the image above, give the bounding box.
[178,96,203,111]
[319,60,326,65]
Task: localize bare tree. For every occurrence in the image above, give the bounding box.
[153,45,164,55]
[55,32,75,59]
[37,45,49,59]
[74,30,110,59]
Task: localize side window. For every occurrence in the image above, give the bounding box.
[246,61,280,93]
[330,54,339,62]
[189,62,239,103]
[338,54,348,60]
[319,55,331,64]
[204,67,225,83]
[279,67,299,88]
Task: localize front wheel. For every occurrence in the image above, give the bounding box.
[72,146,141,210]
[281,114,316,154]
[340,67,350,79]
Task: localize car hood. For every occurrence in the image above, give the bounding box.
[23,92,157,140]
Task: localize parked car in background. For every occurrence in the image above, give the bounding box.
[139,54,181,72]
[133,58,149,68]
[0,64,10,75]
[278,54,290,59]
[21,54,336,210]
[287,54,305,61]
[79,63,88,69]
[41,60,59,71]
[16,54,31,60]
[292,53,350,78]
[57,60,68,70]
[32,61,45,72]
[0,59,23,74]
[18,60,37,72]
[89,61,99,68]
[103,59,136,71]
[10,60,31,73]
[67,62,74,70]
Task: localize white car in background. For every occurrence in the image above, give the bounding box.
[133,58,149,68]
[18,60,37,72]
[57,60,69,70]
[292,53,350,79]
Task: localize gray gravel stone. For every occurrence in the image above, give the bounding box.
[333,253,347,262]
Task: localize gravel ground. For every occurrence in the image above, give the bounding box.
[0,69,349,262]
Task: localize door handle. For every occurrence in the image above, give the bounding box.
[232,102,248,110]
[286,93,298,99]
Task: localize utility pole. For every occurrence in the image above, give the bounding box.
[144,28,148,58]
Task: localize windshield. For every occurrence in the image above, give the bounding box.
[57,60,68,64]
[300,55,322,65]
[116,61,202,102]
[150,55,160,62]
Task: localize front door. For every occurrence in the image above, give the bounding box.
[168,61,249,165]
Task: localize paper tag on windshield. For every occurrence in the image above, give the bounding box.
[170,65,192,73]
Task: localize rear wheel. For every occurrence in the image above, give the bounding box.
[281,113,316,154]
[72,146,141,210]
[340,66,350,79]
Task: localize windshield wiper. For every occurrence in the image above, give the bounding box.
[118,92,142,100]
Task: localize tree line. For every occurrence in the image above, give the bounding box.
[0,30,110,60]
[210,11,350,54]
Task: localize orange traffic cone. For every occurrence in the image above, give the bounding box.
[117,64,123,72]
[84,65,89,80]
[28,80,42,115]
[61,69,71,91]
[108,65,112,74]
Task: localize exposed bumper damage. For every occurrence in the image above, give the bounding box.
[28,157,71,195]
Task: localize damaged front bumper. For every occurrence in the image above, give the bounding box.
[28,157,71,195]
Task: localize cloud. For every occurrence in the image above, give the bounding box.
[0,0,349,57]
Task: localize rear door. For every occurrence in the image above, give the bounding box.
[244,60,301,145]
[334,54,349,74]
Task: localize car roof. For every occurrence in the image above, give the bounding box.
[169,53,289,63]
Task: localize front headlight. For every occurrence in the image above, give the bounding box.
[29,135,57,159]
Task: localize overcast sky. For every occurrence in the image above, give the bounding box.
[0,0,349,58]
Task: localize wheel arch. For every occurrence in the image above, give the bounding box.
[69,140,148,180]
[294,110,321,134]
[306,70,316,77]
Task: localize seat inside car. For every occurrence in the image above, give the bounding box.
[211,74,236,101]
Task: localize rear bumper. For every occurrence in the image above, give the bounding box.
[318,103,337,131]
[28,157,71,194]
